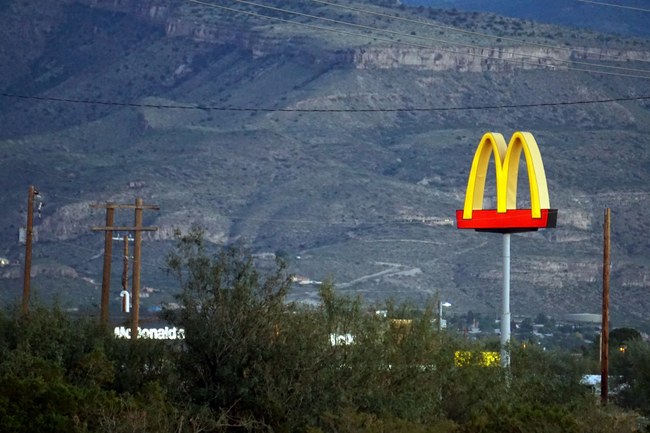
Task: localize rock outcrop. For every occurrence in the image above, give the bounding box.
[75,0,650,73]
[351,45,650,72]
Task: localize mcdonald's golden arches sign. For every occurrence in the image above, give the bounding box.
[455,132,557,232]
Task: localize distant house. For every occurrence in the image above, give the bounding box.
[580,375,628,396]
[565,313,602,324]
[291,275,322,285]
[581,375,601,395]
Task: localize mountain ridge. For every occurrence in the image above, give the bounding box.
[1,0,649,328]
[403,0,650,37]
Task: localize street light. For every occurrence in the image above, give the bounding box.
[438,301,452,331]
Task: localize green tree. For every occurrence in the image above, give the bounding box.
[611,339,650,413]
[160,227,641,433]
[163,228,454,431]
[164,227,304,429]
[510,344,592,406]
[0,307,114,432]
[0,306,183,433]
[609,327,642,352]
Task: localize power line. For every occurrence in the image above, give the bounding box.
[3,92,649,112]
[305,0,650,66]
[55,239,164,270]
[577,0,650,12]
[189,0,650,79]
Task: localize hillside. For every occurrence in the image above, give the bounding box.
[405,0,650,37]
[1,0,649,328]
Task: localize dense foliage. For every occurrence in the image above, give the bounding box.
[0,229,647,432]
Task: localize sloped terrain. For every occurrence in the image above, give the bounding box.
[1,0,649,328]
[407,0,650,37]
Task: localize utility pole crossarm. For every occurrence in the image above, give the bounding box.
[92,226,158,232]
[90,198,159,328]
[90,203,160,210]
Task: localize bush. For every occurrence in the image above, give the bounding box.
[0,229,642,432]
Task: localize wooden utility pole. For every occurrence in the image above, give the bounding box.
[132,197,144,342]
[100,203,115,325]
[601,208,611,404]
[22,185,38,314]
[91,199,158,332]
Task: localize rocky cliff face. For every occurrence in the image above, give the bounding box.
[76,0,650,73]
[351,46,650,71]
[165,19,271,58]
[163,14,650,72]
[165,21,650,73]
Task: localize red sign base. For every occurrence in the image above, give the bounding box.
[455,209,557,233]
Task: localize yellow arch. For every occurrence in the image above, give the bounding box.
[462,131,550,219]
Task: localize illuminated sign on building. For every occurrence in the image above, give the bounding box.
[330,333,355,346]
[454,351,500,367]
[114,326,185,340]
[455,131,557,232]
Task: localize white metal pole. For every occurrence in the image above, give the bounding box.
[501,233,511,368]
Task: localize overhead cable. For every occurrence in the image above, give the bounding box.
[577,0,650,12]
[3,92,649,112]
